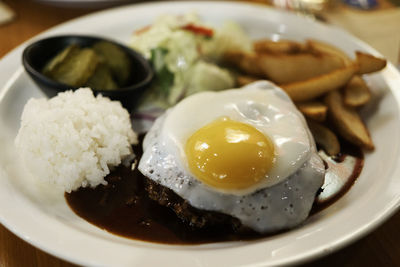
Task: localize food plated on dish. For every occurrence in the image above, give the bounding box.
[22,35,154,109]
[1,2,400,266]
[17,12,385,240]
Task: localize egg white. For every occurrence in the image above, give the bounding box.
[147,81,314,194]
[139,81,325,233]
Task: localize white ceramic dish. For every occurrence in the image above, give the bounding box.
[1,2,400,266]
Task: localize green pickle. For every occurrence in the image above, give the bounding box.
[86,63,117,90]
[42,41,131,90]
[45,48,99,87]
[42,44,79,77]
[92,41,131,86]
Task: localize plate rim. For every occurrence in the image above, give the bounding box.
[1,1,400,266]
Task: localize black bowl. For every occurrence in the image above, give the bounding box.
[22,35,154,111]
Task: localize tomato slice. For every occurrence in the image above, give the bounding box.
[181,24,214,37]
[134,25,151,35]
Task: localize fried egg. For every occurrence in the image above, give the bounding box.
[138,81,325,233]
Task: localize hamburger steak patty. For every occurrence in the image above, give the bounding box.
[144,176,245,231]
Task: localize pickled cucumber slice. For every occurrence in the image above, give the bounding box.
[85,63,117,90]
[42,44,79,77]
[48,48,99,87]
[92,41,131,86]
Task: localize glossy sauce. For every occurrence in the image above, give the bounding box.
[65,137,364,244]
[312,139,364,214]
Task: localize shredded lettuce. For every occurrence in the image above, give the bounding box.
[150,48,174,96]
[130,14,251,112]
[201,21,253,61]
[186,61,235,96]
[130,12,203,58]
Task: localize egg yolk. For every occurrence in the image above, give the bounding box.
[185,117,275,190]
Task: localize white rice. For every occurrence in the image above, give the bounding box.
[15,88,137,192]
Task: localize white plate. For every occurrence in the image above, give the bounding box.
[1,1,400,266]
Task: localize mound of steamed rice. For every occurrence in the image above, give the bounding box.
[15,88,137,192]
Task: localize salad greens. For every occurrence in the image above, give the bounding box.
[150,47,174,96]
[130,13,252,112]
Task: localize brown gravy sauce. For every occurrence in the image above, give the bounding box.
[312,139,364,214]
[65,137,364,244]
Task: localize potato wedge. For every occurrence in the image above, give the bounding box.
[256,52,345,84]
[281,64,357,102]
[306,39,352,66]
[223,50,264,77]
[254,40,306,54]
[297,101,327,122]
[223,50,345,84]
[236,75,260,87]
[356,51,387,74]
[324,91,374,150]
[307,119,340,156]
[343,75,371,107]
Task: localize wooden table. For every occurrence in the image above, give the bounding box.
[1,0,400,266]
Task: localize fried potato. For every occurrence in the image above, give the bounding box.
[324,91,374,150]
[223,50,263,77]
[223,50,345,84]
[306,39,352,66]
[297,101,327,122]
[281,64,357,102]
[254,40,306,54]
[356,51,387,74]
[227,39,385,152]
[256,52,345,84]
[343,75,371,107]
[236,75,260,87]
[307,119,340,156]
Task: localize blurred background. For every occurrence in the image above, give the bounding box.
[1,0,399,64]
